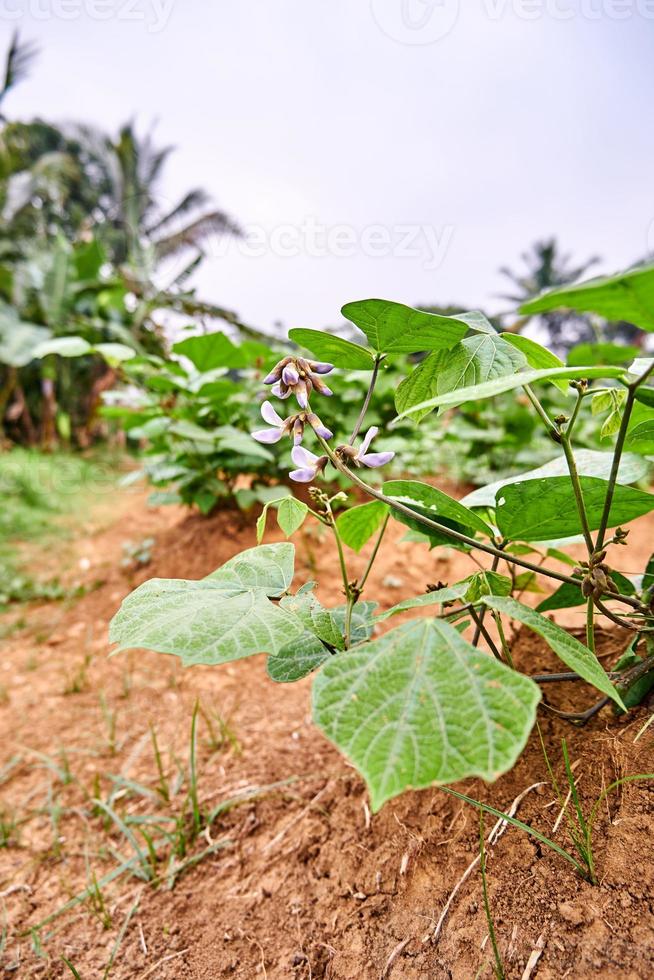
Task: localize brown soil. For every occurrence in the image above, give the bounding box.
[1,486,654,979]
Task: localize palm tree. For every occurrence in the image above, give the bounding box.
[71,122,241,269]
[499,238,600,350]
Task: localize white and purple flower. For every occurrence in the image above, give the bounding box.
[251,401,333,446]
[289,446,329,483]
[263,356,334,408]
[337,427,395,469]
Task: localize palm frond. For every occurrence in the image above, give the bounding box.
[1,33,38,110]
[153,211,241,259]
[144,189,212,236]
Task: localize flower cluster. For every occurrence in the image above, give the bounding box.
[252,402,333,445]
[252,353,394,484]
[263,356,333,408]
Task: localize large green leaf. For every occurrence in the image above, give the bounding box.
[462,450,649,509]
[312,618,540,811]
[481,596,624,707]
[384,480,494,537]
[288,328,375,369]
[336,501,389,552]
[392,365,626,421]
[341,299,468,354]
[110,584,304,666]
[495,476,654,541]
[110,544,300,666]
[520,263,654,332]
[501,334,568,392]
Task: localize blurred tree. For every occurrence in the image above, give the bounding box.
[499,238,600,350]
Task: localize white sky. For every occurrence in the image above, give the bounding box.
[5,1,654,334]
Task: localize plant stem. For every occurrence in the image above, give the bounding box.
[349,354,383,445]
[560,417,595,555]
[523,384,557,434]
[596,360,654,550]
[471,554,501,647]
[469,607,503,660]
[491,610,514,668]
[586,598,596,653]
[325,500,353,646]
[359,512,390,591]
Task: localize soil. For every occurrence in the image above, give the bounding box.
[1,483,654,979]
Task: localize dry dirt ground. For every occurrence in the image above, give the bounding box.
[1,482,654,979]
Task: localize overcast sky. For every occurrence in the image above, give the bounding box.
[5,1,654,334]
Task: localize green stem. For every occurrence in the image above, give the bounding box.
[325,500,352,646]
[586,598,595,654]
[349,354,383,445]
[523,384,557,434]
[359,512,390,591]
[491,610,514,668]
[596,361,654,550]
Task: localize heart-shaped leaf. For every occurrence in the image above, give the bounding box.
[342,299,468,354]
[313,618,540,810]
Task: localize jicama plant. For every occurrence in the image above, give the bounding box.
[110,262,654,814]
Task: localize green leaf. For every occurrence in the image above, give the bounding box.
[94,342,136,362]
[256,498,289,544]
[481,596,625,708]
[204,542,296,596]
[312,618,540,811]
[394,352,442,423]
[392,365,626,421]
[110,582,305,666]
[288,328,375,369]
[280,594,376,651]
[277,498,309,538]
[341,299,468,354]
[336,501,389,552]
[536,582,584,613]
[436,334,526,398]
[501,334,568,392]
[520,262,654,332]
[495,476,654,541]
[33,335,92,358]
[267,633,331,683]
[461,449,648,510]
[635,387,654,409]
[625,421,654,455]
[173,332,248,371]
[568,342,640,367]
[464,571,512,602]
[384,480,494,537]
[374,583,469,622]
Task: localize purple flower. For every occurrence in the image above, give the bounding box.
[263,356,334,408]
[251,401,333,446]
[338,427,395,469]
[289,446,329,483]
